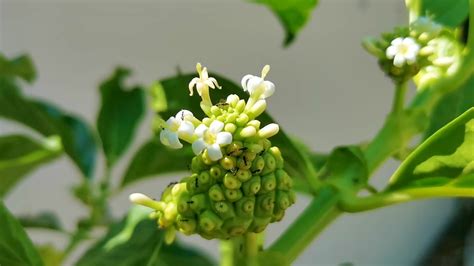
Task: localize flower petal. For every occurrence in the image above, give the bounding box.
[209,120,224,133]
[166,117,180,131]
[160,130,182,149]
[262,81,275,98]
[176,110,193,121]
[241,75,254,91]
[216,132,232,146]
[192,139,206,155]
[247,77,263,95]
[391,37,403,46]
[188,78,199,96]
[386,46,397,59]
[194,124,208,137]
[402,37,416,46]
[393,54,405,67]
[178,121,195,139]
[207,143,223,161]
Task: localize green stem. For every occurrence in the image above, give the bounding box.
[268,185,340,263]
[220,239,236,266]
[244,233,259,266]
[340,187,474,212]
[391,82,408,114]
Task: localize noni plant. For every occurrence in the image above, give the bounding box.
[130,64,295,242]
[0,1,473,266]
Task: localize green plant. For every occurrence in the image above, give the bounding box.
[1,0,473,265]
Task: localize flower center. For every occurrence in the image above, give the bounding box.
[203,130,216,145]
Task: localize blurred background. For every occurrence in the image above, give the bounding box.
[0,0,467,265]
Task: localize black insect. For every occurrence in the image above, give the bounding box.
[187,200,194,204]
[251,169,261,174]
[180,110,185,120]
[195,178,199,187]
[215,99,229,108]
[167,181,178,187]
[243,156,248,166]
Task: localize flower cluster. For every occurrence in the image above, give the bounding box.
[363,17,462,85]
[130,64,295,241]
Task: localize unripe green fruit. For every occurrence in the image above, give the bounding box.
[151,141,295,239]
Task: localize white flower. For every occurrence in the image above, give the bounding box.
[192,120,232,161]
[160,110,195,149]
[189,63,221,105]
[241,65,275,99]
[386,37,420,67]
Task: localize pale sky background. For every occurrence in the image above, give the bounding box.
[0,0,459,265]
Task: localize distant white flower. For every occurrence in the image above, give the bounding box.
[241,65,275,99]
[192,120,232,161]
[386,37,420,67]
[160,110,195,149]
[189,63,221,106]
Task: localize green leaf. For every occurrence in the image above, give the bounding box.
[0,84,97,178]
[389,108,474,189]
[0,201,44,266]
[320,146,368,192]
[0,135,62,198]
[97,68,146,166]
[18,212,63,232]
[251,0,319,46]
[424,75,474,138]
[121,139,194,187]
[420,0,468,27]
[0,53,36,83]
[76,206,214,266]
[121,73,318,191]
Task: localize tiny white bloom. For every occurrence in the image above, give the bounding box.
[192,120,232,161]
[241,65,275,99]
[160,110,195,149]
[386,37,420,67]
[188,63,221,97]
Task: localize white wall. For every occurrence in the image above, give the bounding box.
[0,0,456,265]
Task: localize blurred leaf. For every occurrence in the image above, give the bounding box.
[0,201,44,266]
[0,53,36,83]
[77,206,214,266]
[18,211,63,232]
[36,244,63,266]
[424,75,474,139]
[389,108,474,189]
[251,0,319,46]
[0,84,97,178]
[121,73,317,191]
[97,68,145,166]
[257,251,290,266]
[420,0,468,27]
[121,139,193,187]
[0,135,62,198]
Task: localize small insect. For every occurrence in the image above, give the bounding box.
[243,156,248,166]
[195,178,199,187]
[251,169,261,174]
[167,181,178,187]
[215,99,229,108]
[229,167,238,175]
[187,200,194,204]
[181,111,185,120]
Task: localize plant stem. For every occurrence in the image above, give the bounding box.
[391,82,408,114]
[268,185,340,263]
[244,233,259,266]
[220,239,236,266]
